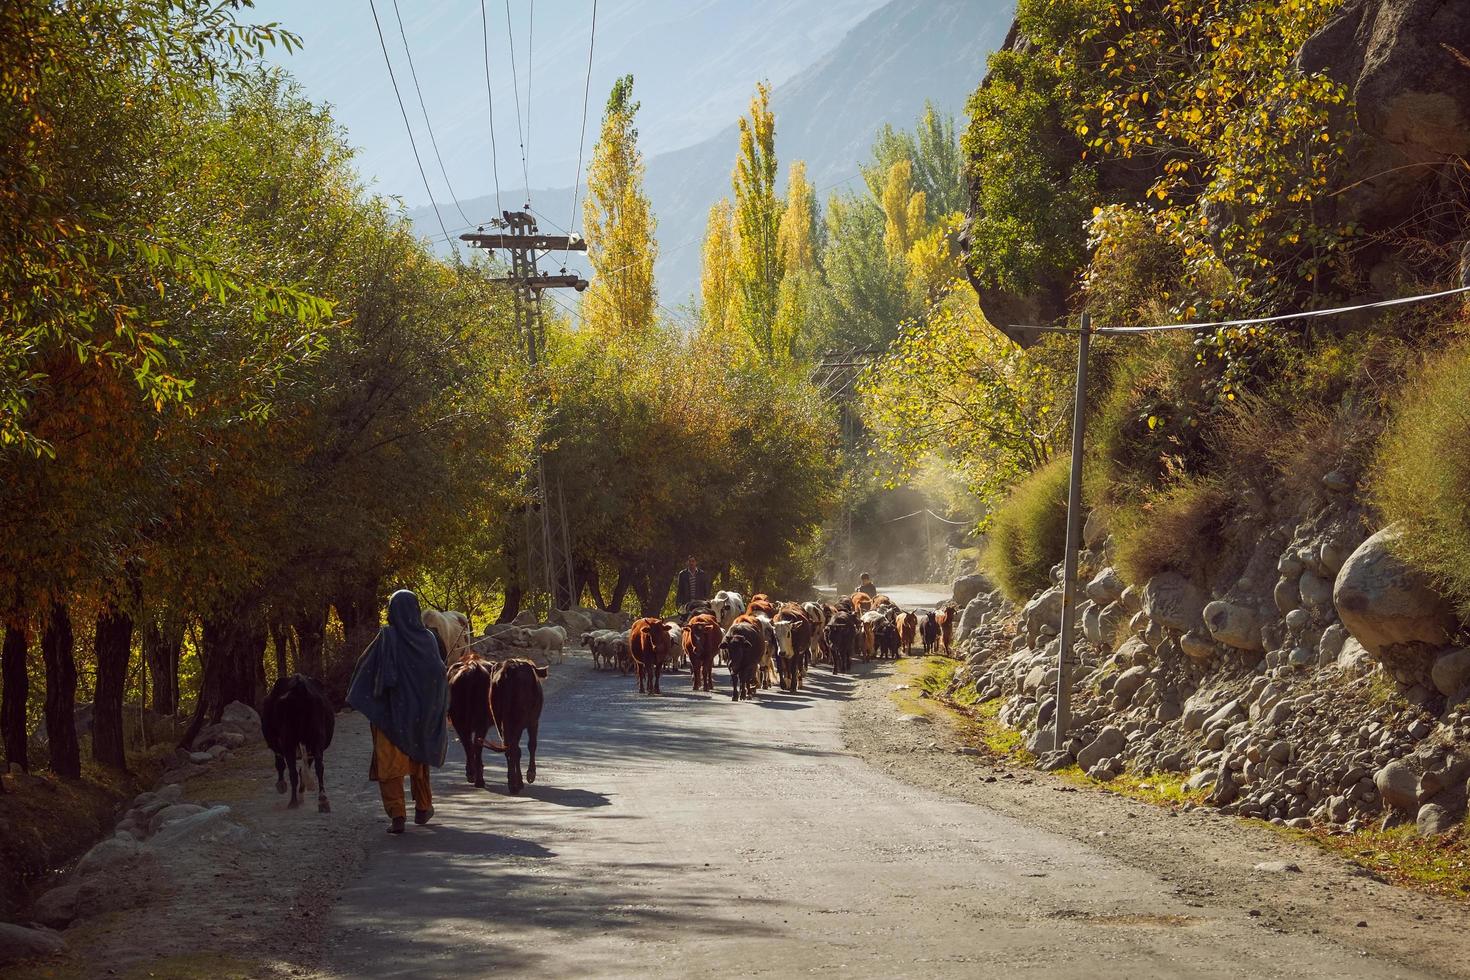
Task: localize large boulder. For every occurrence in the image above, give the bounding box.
[1076,726,1126,772]
[1202,600,1263,651]
[1300,0,1470,229]
[957,597,988,643]
[1085,567,1125,605]
[219,700,260,732]
[951,574,991,609]
[1375,759,1420,812]
[1022,587,1065,632]
[1083,508,1110,548]
[1333,526,1457,658]
[1431,648,1470,698]
[0,923,65,964]
[1142,572,1206,633]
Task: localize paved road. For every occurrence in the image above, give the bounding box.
[319,659,1427,979]
[815,582,952,608]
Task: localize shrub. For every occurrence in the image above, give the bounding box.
[983,455,1072,603]
[1112,475,1230,584]
[1372,337,1470,615]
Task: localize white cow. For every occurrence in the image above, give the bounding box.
[422,609,470,661]
[711,591,745,630]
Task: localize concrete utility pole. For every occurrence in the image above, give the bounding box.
[462,212,588,612]
[1051,311,1091,748]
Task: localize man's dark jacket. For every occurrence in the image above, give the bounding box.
[677,567,711,607]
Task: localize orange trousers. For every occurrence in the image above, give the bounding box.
[369,725,432,819]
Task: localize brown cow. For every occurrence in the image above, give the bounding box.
[683,613,721,693]
[937,603,958,655]
[745,595,777,618]
[489,658,546,794]
[851,592,873,614]
[447,654,508,788]
[629,617,672,694]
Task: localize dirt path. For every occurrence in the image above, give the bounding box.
[843,657,1470,979]
[310,654,1446,979]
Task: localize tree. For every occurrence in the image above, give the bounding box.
[774,162,820,358]
[731,82,784,364]
[699,200,742,351]
[881,159,926,258]
[864,103,966,221]
[582,75,658,347]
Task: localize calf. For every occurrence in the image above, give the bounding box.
[721,621,764,701]
[683,614,722,692]
[825,611,858,674]
[859,609,885,661]
[851,592,873,614]
[447,655,509,787]
[629,617,672,694]
[920,610,939,655]
[489,658,547,794]
[260,674,334,813]
[937,603,957,655]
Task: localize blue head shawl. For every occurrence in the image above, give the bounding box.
[346,589,449,767]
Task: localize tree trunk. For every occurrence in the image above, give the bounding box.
[92,602,133,771]
[269,623,288,685]
[332,580,381,670]
[2,621,29,773]
[292,606,327,681]
[580,560,606,610]
[496,585,523,624]
[194,602,267,728]
[609,569,631,615]
[142,619,182,715]
[41,602,80,779]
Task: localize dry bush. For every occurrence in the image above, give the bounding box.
[1112,475,1231,583]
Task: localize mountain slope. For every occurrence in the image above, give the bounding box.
[412,0,1013,304]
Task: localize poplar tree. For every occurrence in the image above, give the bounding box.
[774,161,818,359]
[582,74,658,347]
[699,199,741,350]
[731,82,783,364]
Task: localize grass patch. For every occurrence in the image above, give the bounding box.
[1372,333,1470,616]
[1112,474,1230,583]
[983,454,1071,603]
[1272,822,1470,901]
[967,698,1031,759]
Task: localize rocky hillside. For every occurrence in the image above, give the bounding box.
[946,0,1470,842]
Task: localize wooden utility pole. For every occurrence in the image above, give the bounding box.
[463,211,588,612]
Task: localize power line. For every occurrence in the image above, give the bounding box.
[368,0,455,251]
[503,0,531,204]
[567,0,598,260]
[390,0,471,227]
[1007,283,1470,336]
[478,0,502,215]
[526,0,535,194]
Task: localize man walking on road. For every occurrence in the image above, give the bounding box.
[346,589,449,835]
[676,556,711,609]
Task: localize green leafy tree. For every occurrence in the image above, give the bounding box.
[731,82,784,364]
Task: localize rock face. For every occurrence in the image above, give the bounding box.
[1333,527,1457,658]
[1142,572,1206,633]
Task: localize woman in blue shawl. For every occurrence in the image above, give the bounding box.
[347,590,449,834]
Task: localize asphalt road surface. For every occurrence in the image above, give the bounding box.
[318,661,1429,979]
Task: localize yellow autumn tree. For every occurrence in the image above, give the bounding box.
[774,160,817,358]
[881,158,926,257]
[698,199,745,352]
[582,74,657,347]
[731,81,783,363]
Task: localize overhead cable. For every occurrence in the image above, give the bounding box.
[478,0,503,214]
[367,0,454,251]
[390,0,472,227]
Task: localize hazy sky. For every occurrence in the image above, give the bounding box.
[252,0,887,209]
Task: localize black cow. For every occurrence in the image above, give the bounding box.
[874,618,901,660]
[490,658,547,794]
[448,655,508,788]
[825,611,857,674]
[920,611,940,655]
[260,674,334,812]
[722,621,764,701]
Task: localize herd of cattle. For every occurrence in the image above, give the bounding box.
[581,591,958,701]
[257,591,958,807]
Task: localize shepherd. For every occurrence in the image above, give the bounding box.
[346,589,450,835]
[676,555,712,610]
